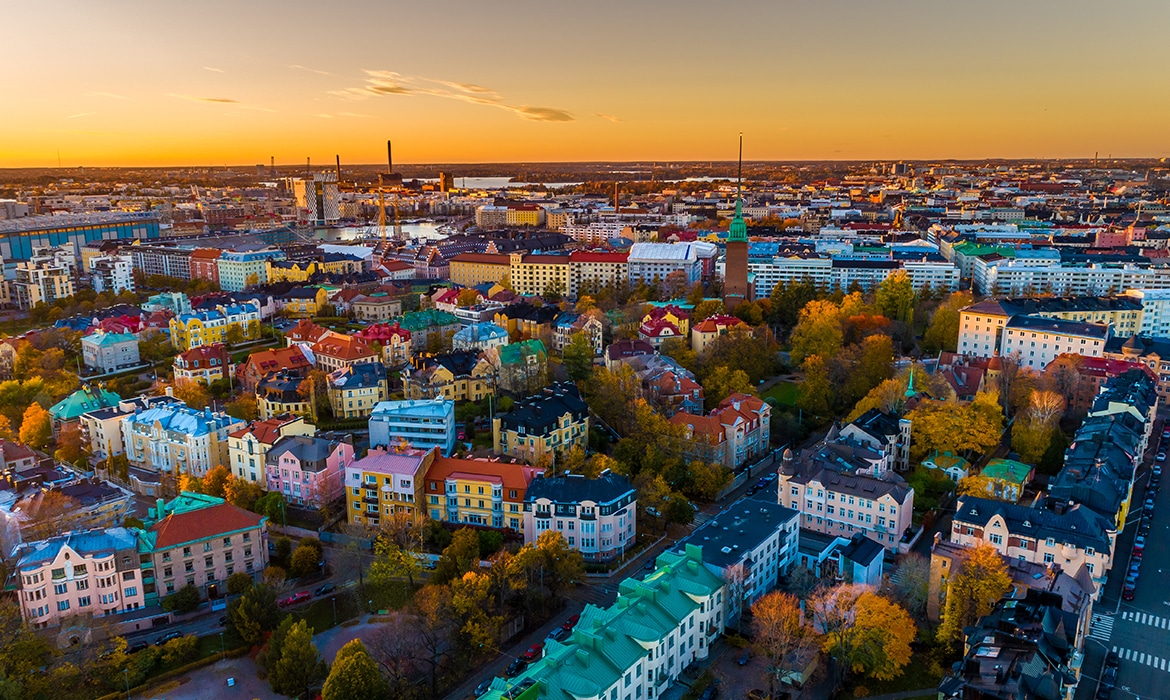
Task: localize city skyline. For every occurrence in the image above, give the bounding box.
[3,0,1169,167]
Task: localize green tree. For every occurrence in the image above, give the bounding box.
[431,528,480,585]
[562,331,594,382]
[290,543,321,579]
[795,355,832,421]
[226,572,254,596]
[225,393,258,422]
[874,270,916,325]
[228,583,280,645]
[937,543,1013,644]
[162,584,202,614]
[686,460,733,501]
[322,639,388,700]
[768,279,820,331]
[788,299,844,365]
[225,477,264,511]
[161,635,199,665]
[691,299,725,325]
[702,365,755,407]
[922,291,972,355]
[269,619,327,698]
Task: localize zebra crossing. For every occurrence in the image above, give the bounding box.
[1088,613,1114,643]
[1120,610,1170,630]
[1112,646,1170,673]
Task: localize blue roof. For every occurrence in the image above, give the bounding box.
[452,322,508,343]
[82,331,138,347]
[124,402,244,437]
[15,527,137,571]
[370,398,454,420]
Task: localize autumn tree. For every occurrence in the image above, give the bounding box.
[875,270,916,325]
[702,365,755,406]
[905,391,1004,462]
[585,365,642,435]
[768,279,821,332]
[456,288,481,307]
[430,527,481,586]
[225,477,263,510]
[692,299,725,326]
[789,300,844,365]
[890,553,931,622]
[796,355,832,421]
[922,291,973,355]
[752,591,822,697]
[937,542,1012,644]
[225,393,258,422]
[809,584,916,684]
[449,571,503,664]
[322,639,388,700]
[201,464,232,498]
[687,460,733,501]
[227,582,280,645]
[18,402,51,450]
[169,378,210,409]
[53,422,88,467]
[562,331,595,383]
[1011,389,1065,464]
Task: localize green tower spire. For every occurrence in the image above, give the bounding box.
[728,133,747,243]
[904,366,916,398]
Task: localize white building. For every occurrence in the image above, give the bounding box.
[368,398,456,454]
[975,257,1170,296]
[999,316,1109,370]
[1124,288,1170,338]
[563,221,628,245]
[81,331,140,373]
[627,242,709,286]
[121,402,246,479]
[88,254,135,294]
[523,472,637,563]
[292,173,340,225]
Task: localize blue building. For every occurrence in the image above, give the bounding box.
[0,212,159,263]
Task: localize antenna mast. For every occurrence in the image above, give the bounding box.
[737,132,743,198]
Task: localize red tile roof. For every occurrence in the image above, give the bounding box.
[424,457,542,495]
[150,503,264,549]
[229,414,301,443]
[312,334,376,361]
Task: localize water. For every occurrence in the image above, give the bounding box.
[318,221,446,242]
[417,176,583,189]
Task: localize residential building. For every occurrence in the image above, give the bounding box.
[368,398,456,454]
[524,472,637,562]
[673,497,800,625]
[356,322,413,367]
[349,294,403,321]
[505,203,545,227]
[265,434,354,508]
[121,403,246,479]
[49,383,122,434]
[1104,335,1170,402]
[604,338,655,370]
[508,253,570,297]
[670,394,771,470]
[141,291,191,315]
[839,408,911,473]
[999,316,1108,370]
[312,333,378,373]
[79,395,178,463]
[216,249,285,292]
[275,286,329,318]
[478,545,726,700]
[974,256,1170,296]
[493,383,589,464]
[168,301,262,351]
[402,350,497,402]
[81,332,140,373]
[227,414,315,485]
[10,248,75,309]
[976,458,1034,502]
[172,344,230,386]
[88,254,135,294]
[567,251,628,298]
[265,260,319,284]
[125,244,191,280]
[691,314,747,355]
[395,309,461,350]
[327,362,388,419]
[344,446,438,525]
[423,455,542,529]
[551,312,604,356]
[496,339,549,394]
[236,345,313,391]
[451,322,509,352]
[188,248,222,284]
[958,296,1139,359]
[138,493,268,603]
[256,371,312,420]
[921,451,971,482]
[449,253,511,288]
[12,527,145,628]
[493,302,559,339]
[638,317,685,349]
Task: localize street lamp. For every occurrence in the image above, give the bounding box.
[331,596,337,626]
[123,667,130,699]
[219,631,225,661]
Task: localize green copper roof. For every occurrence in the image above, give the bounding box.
[49,384,122,421]
[727,198,747,243]
[399,309,459,332]
[498,339,546,366]
[981,458,1033,485]
[923,451,970,471]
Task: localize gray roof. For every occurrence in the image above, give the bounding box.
[954,496,1113,553]
[840,532,884,567]
[525,472,634,506]
[672,496,798,571]
[14,527,137,570]
[266,435,342,472]
[1004,314,1110,339]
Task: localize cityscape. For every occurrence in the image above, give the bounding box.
[1,3,1169,700]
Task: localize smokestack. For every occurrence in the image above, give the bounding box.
[270,155,274,172]
[335,154,342,184]
[387,140,392,175]
[306,156,310,175]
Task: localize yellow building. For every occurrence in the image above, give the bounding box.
[318,255,364,275]
[508,253,570,297]
[345,446,438,524]
[492,384,589,465]
[449,253,512,288]
[402,352,497,402]
[227,414,316,484]
[423,456,542,530]
[327,363,390,419]
[266,260,318,284]
[505,205,545,228]
[278,287,330,318]
[169,302,262,351]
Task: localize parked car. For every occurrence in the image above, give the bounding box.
[562,613,580,631]
[546,627,570,643]
[314,583,337,596]
[475,679,496,697]
[699,686,720,700]
[1157,452,1166,463]
[1123,584,1136,601]
[1101,664,1118,688]
[127,641,149,654]
[644,559,656,570]
[1154,464,1163,476]
[279,591,311,608]
[737,649,753,666]
[523,642,544,660]
[747,691,770,700]
[645,507,661,518]
[155,631,182,646]
[1134,536,1146,551]
[505,658,528,677]
[1105,650,1120,669]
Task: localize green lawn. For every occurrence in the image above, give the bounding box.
[761,381,801,406]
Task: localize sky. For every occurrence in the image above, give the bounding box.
[2,0,1168,167]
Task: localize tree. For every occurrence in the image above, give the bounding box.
[796,355,832,421]
[809,584,915,684]
[663,270,690,300]
[290,543,321,579]
[322,639,388,700]
[542,279,566,303]
[890,553,931,622]
[702,365,755,407]
[431,528,480,585]
[585,364,642,435]
[256,493,288,526]
[922,291,972,355]
[269,619,327,698]
[563,332,594,382]
[225,326,245,347]
[659,337,698,374]
[687,282,706,307]
[687,460,733,501]
[456,288,481,307]
[18,402,51,450]
[937,543,1012,644]
[226,393,258,422]
[161,635,199,665]
[53,422,88,467]
[768,279,820,331]
[225,477,263,511]
[201,464,232,498]
[905,392,1004,461]
[170,378,210,409]
[752,591,822,697]
[0,414,15,442]
[789,299,844,365]
[162,584,202,614]
[691,299,725,325]
[226,572,254,596]
[448,571,503,664]
[23,491,80,541]
[875,270,916,325]
[229,583,280,645]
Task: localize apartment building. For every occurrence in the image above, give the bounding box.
[975,257,1170,297]
[344,446,438,525]
[452,322,509,352]
[958,297,1142,359]
[236,345,313,391]
[188,248,222,283]
[669,393,771,470]
[350,294,403,322]
[10,247,75,309]
[551,312,604,356]
[402,350,497,402]
[13,527,145,628]
[567,251,628,297]
[126,244,192,280]
[627,242,705,286]
[88,254,135,294]
[121,403,246,479]
[356,322,413,367]
[79,395,179,463]
[840,408,911,474]
[423,456,542,530]
[216,249,285,292]
[138,493,269,603]
[1000,316,1108,370]
[312,333,378,373]
[368,398,456,454]
[275,286,330,318]
[1123,288,1170,338]
[227,414,315,485]
[172,343,230,385]
[508,253,570,297]
[81,331,140,373]
[255,371,311,420]
[524,472,637,562]
[395,309,461,351]
[493,383,589,464]
[327,361,389,419]
[449,253,512,287]
[691,315,747,355]
[169,301,262,351]
[265,434,354,508]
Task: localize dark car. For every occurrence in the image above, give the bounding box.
[1104,650,1119,669]
[1096,683,1114,700]
[699,686,720,700]
[523,642,544,660]
[218,615,227,626]
[314,583,338,596]
[474,679,496,697]
[505,658,528,678]
[644,559,655,570]
[737,649,752,666]
[1101,664,1118,688]
[127,640,149,654]
[1123,584,1136,601]
[155,631,182,646]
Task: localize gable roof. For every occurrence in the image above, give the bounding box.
[148,502,265,550]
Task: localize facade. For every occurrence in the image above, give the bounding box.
[169,302,262,351]
[690,314,747,355]
[81,331,140,372]
[670,394,771,470]
[627,242,705,286]
[722,200,750,311]
[0,211,158,265]
[449,253,511,288]
[497,338,549,394]
[292,173,340,225]
[368,398,456,454]
[422,456,542,529]
[451,322,509,352]
[172,343,230,385]
[78,395,178,463]
[344,446,438,525]
[508,253,570,297]
[10,247,75,309]
[311,333,379,373]
[977,458,1034,502]
[839,408,912,473]
[255,371,312,420]
[216,249,285,292]
[142,291,192,315]
[402,350,498,402]
[327,362,389,419]
[49,384,122,433]
[227,414,315,485]
[265,434,354,508]
[551,312,604,356]
[524,472,637,562]
[356,322,413,367]
[350,294,403,321]
[1124,288,1170,338]
[13,527,145,628]
[999,316,1108,370]
[236,345,313,391]
[188,248,222,284]
[493,383,589,464]
[125,243,192,280]
[567,251,628,298]
[276,286,329,318]
[397,309,461,350]
[974,257,1170,296]
[121,403,247,479]
[88,254,135,294]
[958,297,1140,359]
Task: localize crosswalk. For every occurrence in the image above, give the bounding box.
[1112,646,1170,672]
[1120,610,1170,630]
[1088,613,1114,643]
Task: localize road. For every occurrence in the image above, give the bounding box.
[1077,420,1168,700]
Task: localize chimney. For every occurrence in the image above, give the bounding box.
[165,386,174,398]
[156,498,165,519]
[387,140,393,175]
[335,154,341,184]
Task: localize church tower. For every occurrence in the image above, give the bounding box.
[723,134,751,311]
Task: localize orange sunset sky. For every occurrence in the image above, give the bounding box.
[2,0,1168,167]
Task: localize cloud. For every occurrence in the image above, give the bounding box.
[65,112,94,120]
[330,70,573,122]
[338,112,373,118]
[595,113,622,123]
[290,64,331,76]
[315,114,334,118]
[203,66,224,73]
[167,93,240,104]
[88,92,127,100]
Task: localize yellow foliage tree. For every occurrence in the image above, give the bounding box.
[937,542,1013,643]
[18,402,52,450]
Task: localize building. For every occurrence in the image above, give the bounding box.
[265,434,354,508]
[81,331,140,373]
[551,312,604,356]
[169,301,262,351]
[125,243,191,280]
[451,322,509,352]
[121,402,247,479]
[255,371,312,420]
[508,253,570,297]
[921,451,971,482]
[138,493,268,603]
[292,173,341,225]
[0,212,158,265]
[188,248,222,284]
[723,199,751,311]
[523,472,637,562]
[958,297,1140,359]
[690,315,747,355]
[1124,288,1170,338]
[402,350,497,402]
[227,414,315,485]
[999,316,1108,370]
[497,338,549,394]
[449,253,512,288]
[349,294,403,321]
[311,333,378,373]
[493,383,589,464]
[395,309,461,351]
[356,322,413,367]
[172,344,230,386]
[627,242,705,287]
[670,394,771,471]
[368,398,456,454]
[344,446,438,525]
[49,383,122,434]
[950,496,1114,596]
[478,545,726,700]
[9,247,75,309]
[216,249,285,292]
[505,204,545,227]
[141,291,192,316]
[974,256,1170,296]
[422,456,542,529]
[604,338,655,370]
[88,254,135,294]
[840,408,911,473]
[327,362,389,419]
[12,527,145,628]
[567,251,628,298]
[673,497,800,625]
[78,395,179,464]
[275,286,329,318]
[236,345,313,391]
[976,458,1034,502]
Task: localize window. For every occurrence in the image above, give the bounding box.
[53,583,67,595]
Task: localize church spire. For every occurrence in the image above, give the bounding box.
[728,132,747,243]
[904,366,917,398]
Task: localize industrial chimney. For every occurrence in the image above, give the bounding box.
[387,140,393,175]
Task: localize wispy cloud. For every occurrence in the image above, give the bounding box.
[65,112,95,120]
[88,91,127,100]
[315,114,334,119]
[203,66,224,73]
[167,93,240,104]
[290,64,331,76]
[330,70,574,123]
[595,113,622,123]
[338,112,372,118]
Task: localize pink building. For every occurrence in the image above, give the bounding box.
[14,527,145,628]
[265,434,355,508]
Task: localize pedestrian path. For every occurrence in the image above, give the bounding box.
[1112,646,1170,672]
[1120,610,1170,630]
[1088,613,1114,643]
